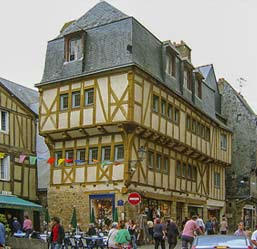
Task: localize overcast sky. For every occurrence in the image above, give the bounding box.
[1,0,256,112]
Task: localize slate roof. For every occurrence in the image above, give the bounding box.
[0,77,38,114]
[58,1,129,38]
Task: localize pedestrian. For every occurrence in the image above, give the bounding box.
[23,215,33,238]
[49,217,65,249]
[166,219,179,249]
[128,220,137,249]
[196,214,205,234]
[6,213,13,234]
[234,222,246,236]
[107,222,119,249]
[181,217,189,231]
[153,218,166,249]
[115,222,131,248]
[220,217,228,235]
[12,217,22,233]
[251,226,257,248]
[147,219,154,244]
[87,223,97,236]
[212,217,219,234]
[205,218,214,235]
[181,215,202,249]
[0,222,5,249]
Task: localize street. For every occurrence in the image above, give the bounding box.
[139,239,182,249]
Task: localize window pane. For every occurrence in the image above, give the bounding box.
[153,95,159,112]
[0,111,8,131]
[174,108,179,123]
[188,164,192,179]
[197,79,202,98]
[60,94,68,110]
[69,37,82,61]
[65,150,74,166]
[164,157,169,173]
[221,134,227,150]
[161,99,166,115]
[72,91,80,108]
[102,146,111,161]
[168,104,173,120]
[115,145,124,161]
[192,119,196,133]
[186,115,191,130]
[176,161,181,177]
[182,163,187,178]
[156,154,161,171]
[76,149,85,165]
[85,89,94,106]
[89,148,98,164]
[148,151,154,169]
[54,151,62,167]
[0,156,9,180]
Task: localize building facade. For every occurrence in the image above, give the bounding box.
[218,78,257,231]
[0,77,41,229]
[36,2,231,229]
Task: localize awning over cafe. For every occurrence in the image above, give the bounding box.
[0,195,42,211]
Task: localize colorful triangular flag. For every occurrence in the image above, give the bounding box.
[29,156,37,165]
[19,155,26,163]
[113,161,122,166]
[101,161,112,168]
[0,153,5,159]
[65,159,73,163]
[47,157,55,164]
[58,158,65,165]
[92,159,99,163]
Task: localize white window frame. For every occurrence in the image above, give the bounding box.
[0,110,9,133]
[54,151,62,167]
[65,150,74,166]
[76,149,85,165]
[166,54,176,78]
[114,145,124,161]
[148,151,154,169]
[0,155,10,181]
[89,147,98,164]
[163,156,169,173]
[69,37,82,62]
[72,91,81,108]
[60,94,68,110]
[156,154,162,171]
[221,134,227,150]
[152,95,159,112]
[85,89,94,106]
[101,146,111,162]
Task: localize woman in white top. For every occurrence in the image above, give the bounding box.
[107,222,119,249]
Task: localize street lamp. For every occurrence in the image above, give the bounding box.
[128,146,146,175]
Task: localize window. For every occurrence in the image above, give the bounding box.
[166,54,176,77]
[197,78,202,99]
[68,37,82,62]
[161,99,166,116]
[76,149,85,165]
[102,146,111,161]
[60,94,68,110]
[167,104,173,121]
[201,125,205,138]
[164,156,169,173]
[192,166,197,181]
[182,163,187,178]
[148,151,154,169]
[0,110,8,132]
[89,147,98,164]
[184,69,192,91]
[192,119,196,133]
[54,151,62,167]
[153,95,159,112]
[188,164,192,179]
[196,122,201,136]
[214,172,221,188]
[0,155,10,180]
[186,115,191,130]
[176,161,181,177]
[114,145,124,161]
[65,150,74,166]
[221,134,227,150]
[85,88,94,106]
[72,91,81,108]
[174,108,179,124]
[206,127,210,141]
[156,154,162,171]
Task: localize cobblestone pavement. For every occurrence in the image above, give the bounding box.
[138,239,182,249]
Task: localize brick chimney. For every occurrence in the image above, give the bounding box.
[174,40,191,62]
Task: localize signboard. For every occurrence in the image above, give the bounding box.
[128,192,141,205]
[117,200,124,206]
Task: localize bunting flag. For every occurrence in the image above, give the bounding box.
[58,158,65,165]
[92,159,100,163]
[47,157,55,164]
[101,161,112,168]
[19,155,26,163]
[0,153,5,159]
[29,156,37,165]
[113,161,122,166]
[74,159,84,163]
[65,159,73,163]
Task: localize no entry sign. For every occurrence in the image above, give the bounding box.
[128,192,141,205]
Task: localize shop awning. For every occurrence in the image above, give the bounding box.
[0,195,42,211]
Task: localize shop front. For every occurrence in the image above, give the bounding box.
[188,205,203,218]
[89,193,115,227]
[243,204,256,230]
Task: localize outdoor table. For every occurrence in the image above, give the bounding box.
[13,232,26,238]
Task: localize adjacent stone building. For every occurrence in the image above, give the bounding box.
[218,78,257,231]
[36,1,232,230]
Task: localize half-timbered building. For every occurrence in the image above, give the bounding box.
[36,2,231,229]
[0,77,42,227]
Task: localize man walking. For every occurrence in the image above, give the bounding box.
[49,217,65,249]
[181,215,202,249]
[0,222,5,249]
[251,226,257,249]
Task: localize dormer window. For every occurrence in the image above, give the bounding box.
[196,78,202,99]
[184,69,192,91]
[166,54,176,78]
[65,32,84,62]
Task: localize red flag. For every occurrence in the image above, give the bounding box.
[113,161,122,166]
[65,159,73,163]
[47,157,55,164]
